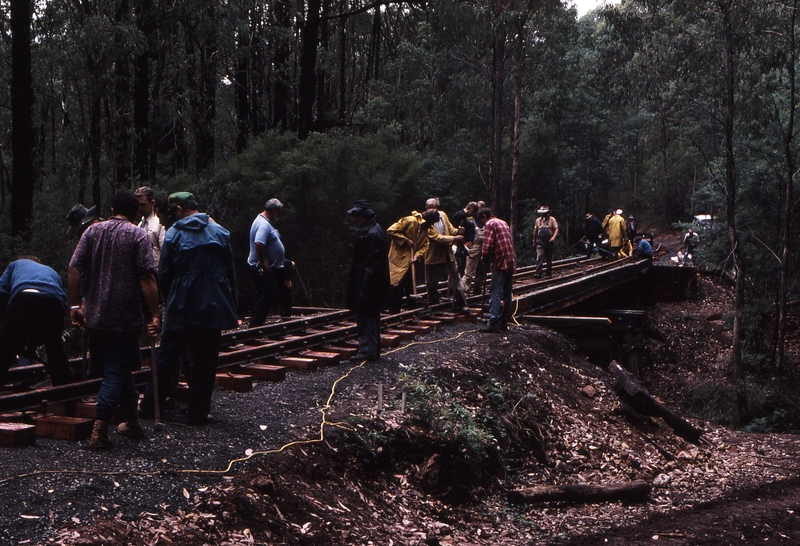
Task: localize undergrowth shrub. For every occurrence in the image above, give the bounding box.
[688,376,800,433]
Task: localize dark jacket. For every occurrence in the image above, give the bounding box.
[585,217,603,242]
[160,213,238,332]
[347,220,391,313]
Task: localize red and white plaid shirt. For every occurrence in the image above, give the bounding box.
[482,217,516,272]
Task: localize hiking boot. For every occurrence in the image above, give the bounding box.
[118,413,145,438]
[479,322,503,333]
[349,352,380,362]
[90,420,112,449]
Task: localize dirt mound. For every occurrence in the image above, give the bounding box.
[33,319,799,545]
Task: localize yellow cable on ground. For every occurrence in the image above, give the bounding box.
[180,328,476,474]
[0,327,480,486]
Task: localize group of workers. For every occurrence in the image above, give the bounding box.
[584,209,653,260]
[1,192,661,448]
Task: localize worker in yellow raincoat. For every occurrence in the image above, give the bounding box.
[386,212,429,313]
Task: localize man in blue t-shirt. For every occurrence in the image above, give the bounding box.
[248,198,288,326]
[0,257,72,387]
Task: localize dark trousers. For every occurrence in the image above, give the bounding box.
[389,266,415,314]
[535,241,553,276]
[250,262,292,325]
[250,266,276,326]
[0,292,71,387]
[355,310,381,358]
[91,329,141,422]
[142,329,222,424]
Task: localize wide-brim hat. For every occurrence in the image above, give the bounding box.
[66,204,96,237]
[537,206,550,215]
[347,199,376,218]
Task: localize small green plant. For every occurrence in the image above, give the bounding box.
[400,364,496,459]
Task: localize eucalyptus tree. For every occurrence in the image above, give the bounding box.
[10,0,33,236]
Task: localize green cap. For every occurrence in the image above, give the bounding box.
[168,192,196,211]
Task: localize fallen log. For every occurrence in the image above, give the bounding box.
[609,361,703,444]
[508,480,651,504]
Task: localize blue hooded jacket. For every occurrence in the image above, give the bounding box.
[160,213,238,331]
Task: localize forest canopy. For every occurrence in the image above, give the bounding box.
[1,0,799,371]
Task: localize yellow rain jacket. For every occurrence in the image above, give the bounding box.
[423,210,459,266]
[386,212,429,286]
[606,213,628,248]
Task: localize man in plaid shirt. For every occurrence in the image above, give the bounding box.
[478,208,516,333]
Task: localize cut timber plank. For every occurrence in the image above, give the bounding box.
[404,324,433,335]
[381,334,400,348]
[322,346,359,358]
[431,313,457,324]
[276,357,319,371]
[413,319,442,331]
[238,364,286,381]
[215,373,254,392]
[384,329,417,341]
[299,350,341,366]
[0,423,36,447]
[453,312,475,324]
[36,415,93,440]
[508,480,652,504]
[72,401,96,419]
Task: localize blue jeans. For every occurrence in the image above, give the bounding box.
[141,329,222,424]
[91,329,141,423]
[488,269,513,325]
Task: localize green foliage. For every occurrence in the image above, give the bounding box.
[399,362,496,459]
[689,374,800,433]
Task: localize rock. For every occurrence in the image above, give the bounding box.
[582,385,597,398]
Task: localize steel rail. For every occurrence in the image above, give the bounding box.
[0,257,638,413]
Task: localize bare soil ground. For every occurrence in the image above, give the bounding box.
[2,235,800,545]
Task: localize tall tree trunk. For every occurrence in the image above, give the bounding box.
[776,0,798,370]
[272,0,291,132]
[488,24,505,211]
[194,2,217,172]
[721,0,745,381]
[510,22,524,239]
[133,0,153,182]
[91,93,102,211]
[317,0,330,123]
[367,7,381,82]
[11,0,35,237]
[235,24,251,154]
[114,57,131,188]
[298,0,322,138]
[339,13,347,123]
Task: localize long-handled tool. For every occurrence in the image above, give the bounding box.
[411,257,418,296]
[479,271,488,318]
[80,330,87,380]
[150,338,162,431]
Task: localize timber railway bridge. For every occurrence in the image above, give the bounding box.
[0,256,695,441]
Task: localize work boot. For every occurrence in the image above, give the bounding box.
[479,322,503,333]
[90,420,112,449]
[117,413,145,438]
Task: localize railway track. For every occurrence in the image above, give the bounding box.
[0,255,629,416]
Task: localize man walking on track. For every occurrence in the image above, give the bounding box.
[68,191,160,449]
[478,209,516,333]
[248,198,287,326]
[140,192,238,426]
[533,206,558,278]
[346,200,391,361]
